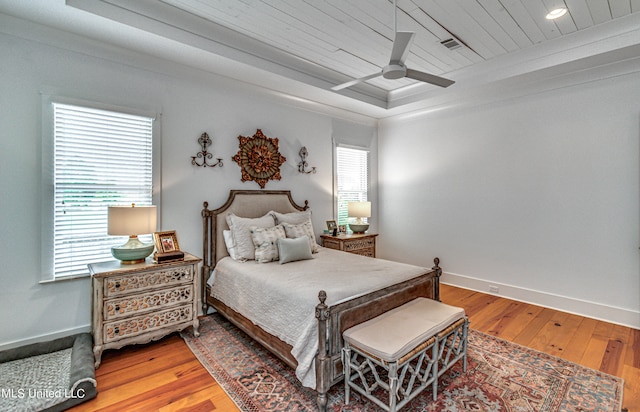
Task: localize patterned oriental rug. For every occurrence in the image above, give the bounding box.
[182,314,623,412]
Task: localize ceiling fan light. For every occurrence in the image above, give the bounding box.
[546,7,568,19]
[382,64,406,80]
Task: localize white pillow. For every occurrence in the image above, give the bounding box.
[271,210,312,225]
[250,225,286,263]
[278,236,313,264]
[223,230,239,260]
[226,213,276,261]
[282,221,319,253]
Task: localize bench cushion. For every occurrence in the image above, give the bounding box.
[343,298,465,363]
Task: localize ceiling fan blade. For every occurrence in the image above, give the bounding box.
[331,72,383,91]
[405,68,455,88]
[389,31,415,64]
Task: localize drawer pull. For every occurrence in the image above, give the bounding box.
[115,304,120,312]
[114,327,120,334]
[115,281,121,289]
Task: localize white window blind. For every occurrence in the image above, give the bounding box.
[336,146,369,226]
[52,103,154,278]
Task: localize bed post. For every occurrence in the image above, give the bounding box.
[315,290,330,412]
[432,257,442,302]
[201,202,211,315]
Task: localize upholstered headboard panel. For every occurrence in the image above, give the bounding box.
[202,190,308,269]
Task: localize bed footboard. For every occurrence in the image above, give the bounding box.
[314,257,442,411]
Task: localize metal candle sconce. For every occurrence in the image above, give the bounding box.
[297,146,316,174]
[191,132,223,168]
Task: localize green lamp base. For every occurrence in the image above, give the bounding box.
[349,223,369,234]
[111,236,155,264]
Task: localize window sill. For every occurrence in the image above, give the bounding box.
[39,273,90,284]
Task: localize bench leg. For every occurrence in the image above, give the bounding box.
[343,347,351,405]
[462,320,469,373]
[389,362,398,412]
[432,338,439,401]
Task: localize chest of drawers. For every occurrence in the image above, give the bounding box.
[89,253,201,367]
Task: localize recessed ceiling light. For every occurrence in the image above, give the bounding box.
[546,7,568,19]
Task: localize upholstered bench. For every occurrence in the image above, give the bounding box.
[342,298,468,412]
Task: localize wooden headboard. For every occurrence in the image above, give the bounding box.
[201,190,309,276]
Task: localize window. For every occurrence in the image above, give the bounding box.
[336,146,369,226]
[46,102,155,279]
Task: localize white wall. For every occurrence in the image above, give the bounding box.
[0,19,376,349]
[378,71,640,328]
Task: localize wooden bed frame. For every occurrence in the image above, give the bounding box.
[201,190,441,411]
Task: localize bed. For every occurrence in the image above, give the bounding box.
[201,190,441,411]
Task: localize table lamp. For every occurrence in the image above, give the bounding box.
[108,204,157,264]
[348,201,371,234]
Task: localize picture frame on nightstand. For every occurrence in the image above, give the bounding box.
[153,230,184,262]
[326,220,337,231]
[154,230,180,253]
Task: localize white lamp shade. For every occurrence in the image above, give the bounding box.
[348,201,371,218]
[108,205,157,236]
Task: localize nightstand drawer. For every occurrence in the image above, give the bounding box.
[103,304,193,343]
[349,248,375,258]
[104,266,193,298]
[343,237,375,252]
[321,237,342,249]
[103,284,193,321]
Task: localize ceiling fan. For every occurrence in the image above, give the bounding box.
[331,0,454,91]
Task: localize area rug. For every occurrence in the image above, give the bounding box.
[182,314,623,411]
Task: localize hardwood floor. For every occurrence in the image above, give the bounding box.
[70,284,638,411]
[441,284,638,412]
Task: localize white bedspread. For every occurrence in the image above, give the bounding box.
[207,246,429,389]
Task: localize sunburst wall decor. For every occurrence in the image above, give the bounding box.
[232,129,286,189]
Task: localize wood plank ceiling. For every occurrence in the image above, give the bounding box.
[162,0,640,93]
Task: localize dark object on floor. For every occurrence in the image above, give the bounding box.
[0,333,97,411]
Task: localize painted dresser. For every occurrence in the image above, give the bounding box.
[89,253,201,367]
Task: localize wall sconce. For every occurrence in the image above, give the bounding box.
[297,146,316,174]
[191,132,223,168]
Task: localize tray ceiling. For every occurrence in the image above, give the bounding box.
[1,0,640,117]
[159,0,637,90]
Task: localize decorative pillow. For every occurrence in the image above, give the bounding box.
[250,225,286,263]
[271,210,312,225]
[282,221,319,253]
[278,236,313,264]
[226,213,276,261]
[223,230,239,260]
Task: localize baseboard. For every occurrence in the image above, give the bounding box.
[0,324,91,352]
[441,272,640,330]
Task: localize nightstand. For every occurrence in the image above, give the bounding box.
[320,233,378,257]
[89,253,201,368]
